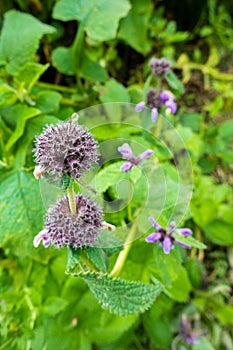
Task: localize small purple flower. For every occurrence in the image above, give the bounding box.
[135,101,145,112]
[180,315,198,345]
[165,99,177,114]
[146,217,192,254]
[151,108,158,122]
[118,143,154,172]
[149,57,171,76]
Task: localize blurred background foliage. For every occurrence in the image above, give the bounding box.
[0,0,232,349]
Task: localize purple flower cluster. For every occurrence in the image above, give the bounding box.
[180,315,198,345]
[146,217,192,254]
[33,121,99,182]
[135,88,177,122]
[118,143,154,172]
[34,194,103,249]
[149,57,171,76]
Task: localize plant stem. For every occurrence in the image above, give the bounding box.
[36,81,77,93]
[80,251,98,272]
[67,186,76,214]
[110,221,137,278]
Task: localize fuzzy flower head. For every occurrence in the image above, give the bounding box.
[149,57,171,76]
[33,121,99,182]
[34,194,103,249]
[146,217,192,254]
[135,88,177,122]
[118,143,154,172]
[180,315,198,345]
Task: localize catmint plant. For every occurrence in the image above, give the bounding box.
[135,56,177,121]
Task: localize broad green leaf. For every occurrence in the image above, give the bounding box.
[81,272,163,315]
[14,62,49,93]
[80,55,108,82]
[100,79,130,103]
[95,161,142,193]
[192,338,215,350]
[165,70,184,94]
[203,220,233,246]
[53,0,131,42]
[52,46,75,75]
[0,10,56,74]
[118,0,152,54]
[43,296,68,316]
[173,233,207,249]
[0,83,17,107]
[0,170,45,256]
[35,91,62,114]
[5,104,41,152]
[166,266,192,302]
[86,247,107,272]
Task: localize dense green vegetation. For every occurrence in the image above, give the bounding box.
[0,1,232,349]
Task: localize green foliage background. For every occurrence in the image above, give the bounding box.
[0,0,233,349]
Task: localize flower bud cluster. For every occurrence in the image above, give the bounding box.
[149,57,170,76]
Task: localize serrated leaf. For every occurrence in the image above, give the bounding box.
[81,272,163,315]
[173,233,207,249]
[53,0,131,42]
[0,10,55,74]
[165,70,184,95]
[86,247,107,272]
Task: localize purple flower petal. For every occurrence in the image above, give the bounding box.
[33,229,49,248]
[160,90,170,103]
[135,101,145,112]
[137,149,154,161]
[118,143,134,160]
[151,108,158,122]
[145,232,162,243]
[161,237,173,254]
[148,216,162,230]
[120,161,133,172]
[176,228,192,236]
[175,239,191,249]
[165,100,177,114]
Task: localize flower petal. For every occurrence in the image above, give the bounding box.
[137,149,154,162]
[118,143,134,160]
[145,232,162,243]
[175,239,191,249]
[148,216,161,230]
[165,100,177,114]
[162,237,173,254]
[135,101,145,112]
[120,161,133,172]
[151,108,158,122]
[176,228,192,236]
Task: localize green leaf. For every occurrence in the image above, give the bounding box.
[165,70,184,94]
[5,104,41,152]
[66,247,82,273]
[95,161,142,193]
[14,62,49,93]
[80,55,108,82]
[0,10,56,74]
[51,46,75,75]
[81,272,163,315]
[0,83,17,107]
[35,91,62,114]
[118,0,152,54]
[203,220,233,246]
[52,0,131,42]
[0,170,45,256]
[100,79,130,103]
[86,247,107,272]
[43,296,68,316]
[166,267,192,302]
[173,233,207,249]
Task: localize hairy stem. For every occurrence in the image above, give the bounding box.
[67,186,76,214]
[110,221,137,278]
